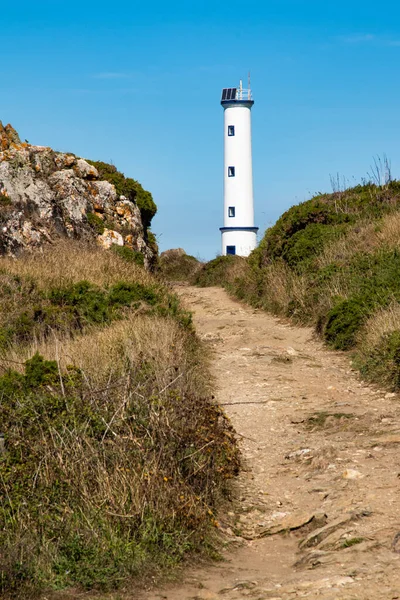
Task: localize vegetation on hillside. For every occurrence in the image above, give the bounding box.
[159,249,202,282]
[0,242,239,598]
[86,160,157,229]
[195,178,400,391]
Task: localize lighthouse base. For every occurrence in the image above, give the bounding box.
[220,227,258,258]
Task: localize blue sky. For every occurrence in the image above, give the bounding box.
[2,1,400,259]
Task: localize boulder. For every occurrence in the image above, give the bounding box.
[0,123,156,268]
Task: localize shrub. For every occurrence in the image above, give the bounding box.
[255,196,351,267]
[111,244,145,266]
[281,223,345,269]
[324,297,370,350]
[159,250,201,282]
[86,211,105,235]
[0,242,238,596]
[194,255,243,287]
[356,329,400,389]
[0,336,239,595]
[0,257,193,349]
[86,160,157,229]
[254,181,400,269]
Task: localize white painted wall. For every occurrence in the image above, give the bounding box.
[223,104,254,229]
[221,229,257,257]
[220,98,258,257]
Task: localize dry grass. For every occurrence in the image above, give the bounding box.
[0,242,239,597]
[0,240,154,290]
[0,240,192,349]
[317,213,400,270]
[356,301,400,351]
[377,212,400,248]
[255,213,400,326]
[159,251,202,283]
[354,301,400,389]
[316,220,378,269]
[3,313,209,397]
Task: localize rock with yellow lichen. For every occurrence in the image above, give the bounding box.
[0,121,21,150]
[0,122,157,268]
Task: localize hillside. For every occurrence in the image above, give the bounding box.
[195,180,400,391]
[0,122,157,268]
[0,243,239,598]
[0,125,239,598]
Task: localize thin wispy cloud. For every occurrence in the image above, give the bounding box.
[340,33,376,44]
[92,72,133,80]
[338,33,400,47]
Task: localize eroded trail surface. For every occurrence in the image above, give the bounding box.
[143,286,400,600]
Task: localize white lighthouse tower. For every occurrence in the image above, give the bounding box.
[220,79,258,256]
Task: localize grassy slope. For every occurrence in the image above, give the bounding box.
[158,251,202,283]
[0,242,239,598]
[195,180,400,391]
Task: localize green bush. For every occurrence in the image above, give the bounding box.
[255,196,351,267]
[356,330,400,390]
[111,244,145,266]
[320,250,400,348]
[86,212,105,235]
[0,277,193,350]
[281,223,345,269]
[0,349,238,595]
[254,181,400,269]
[159,251,201,282]
[0,243,236,596]
[86,160,157,228]
[324,297,370,350]
[194,255,241,287]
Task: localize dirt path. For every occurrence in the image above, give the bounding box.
[143,286,400,600]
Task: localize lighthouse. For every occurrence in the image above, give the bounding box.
[220,79,258,257]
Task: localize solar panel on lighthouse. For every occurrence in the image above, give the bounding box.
[221,88,237,101]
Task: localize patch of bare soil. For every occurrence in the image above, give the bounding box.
[140,286,400,600]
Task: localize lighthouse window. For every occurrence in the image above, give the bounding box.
[226,246,236,255]
[228,166,235,177]
[228,125,235,136]
[228,207,235,217]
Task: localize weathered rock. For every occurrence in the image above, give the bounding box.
[299,514,361,549]
[342,468,363,480]
[0,124,155,268]
[258,511,327,538]
[160,247,186,259]
[98,229,124,249]
[375,434,400,446]
[74,158,99,180]
[0,121,21,150]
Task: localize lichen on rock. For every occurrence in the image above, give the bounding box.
[0,123,157,268]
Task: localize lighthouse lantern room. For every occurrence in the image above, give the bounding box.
[220,79,258,257]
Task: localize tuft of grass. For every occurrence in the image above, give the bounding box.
[304,412,354,430]
[87,211,105,235]
[159,250,202,283]
[111,244,145,266]
[342,537,364,548]
[194,255,247,288]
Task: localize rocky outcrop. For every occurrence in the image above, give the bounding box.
[0,122,156,268]
[160,248,187,260]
